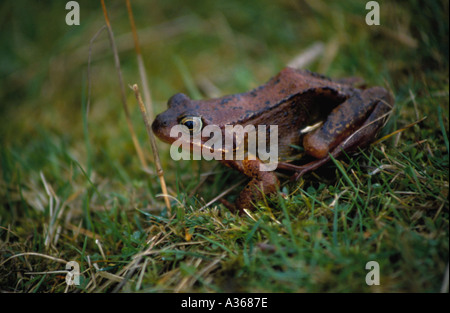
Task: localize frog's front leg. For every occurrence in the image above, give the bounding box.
[303,86,393,159]
[279,87,393,179]
[221,159,279,212]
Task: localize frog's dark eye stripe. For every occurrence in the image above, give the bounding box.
[179,116,202,135]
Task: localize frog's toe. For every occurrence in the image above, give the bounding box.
[303,134,331,159]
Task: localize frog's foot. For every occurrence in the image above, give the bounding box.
[222,159,279,213]
[287,87,393,180]
[277,160,329,180]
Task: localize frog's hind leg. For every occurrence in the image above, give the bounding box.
[303,87,393,159]
[289,87,393,180]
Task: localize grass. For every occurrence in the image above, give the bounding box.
[0,0,448,293]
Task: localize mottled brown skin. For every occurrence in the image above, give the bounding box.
[152,67,394,212]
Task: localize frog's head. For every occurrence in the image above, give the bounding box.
[152,93,219,150]
[153,93,190,143]
[152,90,262,157]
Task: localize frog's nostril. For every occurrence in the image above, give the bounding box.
[152,117,162,133]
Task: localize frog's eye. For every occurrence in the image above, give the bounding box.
[179,116,203,135]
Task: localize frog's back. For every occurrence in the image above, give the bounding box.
[232,67,351,124]
[239,68,355,162]
[188,67,352,128]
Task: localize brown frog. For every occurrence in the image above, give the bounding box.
[152,67,393,212]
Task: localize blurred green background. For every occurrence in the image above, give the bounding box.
[2,0,447,152]
[0,0,448,292]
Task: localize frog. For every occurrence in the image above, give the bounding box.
[152,67,394,212]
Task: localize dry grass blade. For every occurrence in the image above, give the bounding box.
[40,171,63,249]
[131,84,172,216]
[100,0,148,170]
[287,41,324,69]
[126,0,154,120]
[125,0,172,216]
[198,179,246,211]
[86,25,107,117]
[0,252,68,267]
[372,116,427,146]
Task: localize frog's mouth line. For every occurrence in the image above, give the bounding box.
[167,124,280,171]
